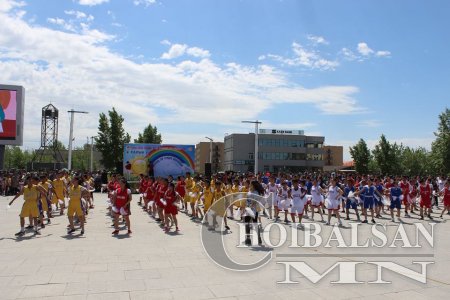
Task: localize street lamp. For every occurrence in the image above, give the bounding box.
[67,109,88,170]
[242,120,262,174]
[90,136,98,172]
[205,137,213,164]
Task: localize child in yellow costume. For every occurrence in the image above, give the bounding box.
[183,172,193,213]
[52,171,67,216]
[9,176,40,236]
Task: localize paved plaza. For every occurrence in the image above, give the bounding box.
[1,193,450,300]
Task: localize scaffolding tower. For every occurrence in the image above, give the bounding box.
[30,104,65,167]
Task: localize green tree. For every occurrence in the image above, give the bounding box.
[51,140,66,150]
[401,146,430,177]
[72,145,90,170]
[372,135,403,175]
[349,139,371,174]
[4,146,32,169]
[368,158,380,175]
[95,108,131,170]
[431,108,450,175]
[134,123,162,144]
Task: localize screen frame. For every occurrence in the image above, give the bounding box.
[0,84,25,146]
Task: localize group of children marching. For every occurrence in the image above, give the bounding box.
[135,172,450,232]
[10,170,450,238]
[9,170,96,236]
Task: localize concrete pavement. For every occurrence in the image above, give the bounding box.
[1,193,449,299]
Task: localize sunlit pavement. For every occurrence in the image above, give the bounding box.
[1,193,449,300]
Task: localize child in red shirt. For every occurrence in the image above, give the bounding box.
[163,183,181,232]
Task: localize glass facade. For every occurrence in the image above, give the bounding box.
[258,152,307,160]
[259,139,305,148]
[259,138,323,149]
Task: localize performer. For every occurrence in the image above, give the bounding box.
[310,178,325,222]
[163,182,181,232]
[183,172,193,214]
[243,181,265,246]
[137,174,146,206]
[202,180,214,228]
[290,179,308,228]
[112,179,132,235]
[143,176,155,213]
[264,176,277,220]
[52,171,66,216]
[325,178,343,226]
[277,181,291,224]
[344,179,360,221]
[354,179,381,224]
[9,176,40,236]
[400,177,412,217]
[38,174,53,227]
[67,176,90,235]
[439,180,450,218]
[418,178,433,220]
[389,181,403,222]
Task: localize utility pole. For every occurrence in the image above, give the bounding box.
[90,136,97,172]
[242,120,262,174]
[205,137,213,164]
[67,109,88,170]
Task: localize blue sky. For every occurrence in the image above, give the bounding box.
[0,0,449,159]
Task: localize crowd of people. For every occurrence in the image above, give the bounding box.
[133,171,450,245]
[5,169,450,246]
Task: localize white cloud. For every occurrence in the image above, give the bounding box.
[133,0,157,7]
[186,47,210,58]
[357,42,391,59]
[0,0,25,12]
[307,35,329,45]
[161,43,188,59]
[0,7,364,150]
[161,43,210,59]
[78,0,109,6]
[160,39,171,46]
[341,44,391,61]
[65,10,94,21]
[47,17,76,32]
[265,42,338,70]
[357,42,374,56]
[340,47,357,61]
[376,50,391,57]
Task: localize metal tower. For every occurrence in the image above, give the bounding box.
[31,104,65,164]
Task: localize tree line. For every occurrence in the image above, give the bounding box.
[95,107,162,170]
[350,108,450,176]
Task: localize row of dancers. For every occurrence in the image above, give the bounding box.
[133,173,450,231]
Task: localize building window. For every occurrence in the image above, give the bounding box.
[249,152,254,160]
[260,152,307,161]
[307,153,323,161]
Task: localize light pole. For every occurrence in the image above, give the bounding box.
[205,136,213,165]
[90,136,97,172]
[242,120,262,174]
[68,109,88,170]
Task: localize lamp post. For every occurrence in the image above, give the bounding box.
[90,136,97,172]
[67,109,88,170]
[205,136,213,165]
[242,120,262,174]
